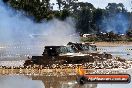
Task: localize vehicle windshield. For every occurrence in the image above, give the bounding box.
[82,44,97,51]
[89,45,97,51]
[59,46,75,54]
[82,45,89,50]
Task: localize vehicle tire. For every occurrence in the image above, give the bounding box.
[77,76,87,85]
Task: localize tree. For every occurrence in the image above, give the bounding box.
[8,0,51,22]
[5,0,131,35]
[106,3,127,15]
[56,0,62,10]
[92,8,105,33]
[60,9,70,20]
[75,2,95,33]
[76,8,93,33]
[3,0,9,3]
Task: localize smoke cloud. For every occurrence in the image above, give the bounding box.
[100,13,129,34]
[0,1,79,58]
[0,75,45,88]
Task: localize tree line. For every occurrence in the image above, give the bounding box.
[3,0,132,35]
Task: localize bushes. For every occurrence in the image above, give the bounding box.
[80,37,99,42]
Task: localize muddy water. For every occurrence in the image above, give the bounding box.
[0,73,131,88]
[97,68,132,88]
[97,46,132,59]
[0,75,97,88]
[96,46,132,88]
[36,46,132,88]
[0,46,132,88]
[0,75,45,88]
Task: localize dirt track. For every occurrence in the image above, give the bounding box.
[95,42,132,46]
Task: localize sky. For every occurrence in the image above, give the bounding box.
[50,0,132,11]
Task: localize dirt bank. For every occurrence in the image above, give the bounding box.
[95,42,132,46]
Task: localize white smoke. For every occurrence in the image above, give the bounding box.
[0,1,79,58]
[41,17,79,46]
[0,75,45,88]
[100,13,129,34]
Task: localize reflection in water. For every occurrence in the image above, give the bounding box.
[31,69,132,88]
[32,75,97,88]
[61,83,97,88]
[0,75,45,88]
[0,68,131,88]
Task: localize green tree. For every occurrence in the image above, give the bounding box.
[60,9,70,20]
[75,2,95,33]
[76,8,93,33]
[105,3,127,15]
[92,8,105,33]
[8,0,51,22]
